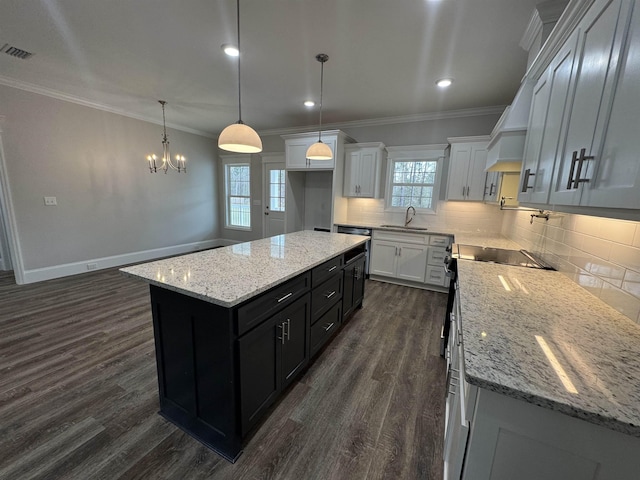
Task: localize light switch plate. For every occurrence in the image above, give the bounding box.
[44,196,57,206]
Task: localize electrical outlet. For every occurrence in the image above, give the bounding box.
[44,196,57,206]
[87,263,97,270]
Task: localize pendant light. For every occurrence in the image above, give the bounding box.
[306,53,332,161]
[146,100,186,173]
[218,0,262,153]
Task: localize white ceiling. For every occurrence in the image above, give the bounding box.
[0,0,542,136]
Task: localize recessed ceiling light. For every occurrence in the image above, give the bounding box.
[304,100,315,107]
[222,43,239,57]
[436,78,453,88]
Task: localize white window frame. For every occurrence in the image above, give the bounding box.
[222,155,252,231]
[384,145,447,214]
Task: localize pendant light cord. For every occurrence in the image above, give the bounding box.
[236,0,243,124]
[318,59,324,142]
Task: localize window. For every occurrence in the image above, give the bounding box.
[385,147,444,214]
[225,162,251,229]
[269,169,285,212]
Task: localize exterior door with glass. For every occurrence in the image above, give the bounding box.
[263,160,286,238]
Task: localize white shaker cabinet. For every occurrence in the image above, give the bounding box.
[548,0,634,206]
[582,2,640,208]
[283,131,344,170]
[519,30,579,204]
[343,143,386,198]
[370,230,429,284]
[370,231,451,289]
[446,137,490,201]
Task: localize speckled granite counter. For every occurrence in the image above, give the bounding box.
[457,259,640,437]
[121,231,368,308]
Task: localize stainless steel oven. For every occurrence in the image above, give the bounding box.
[336,225,372,276]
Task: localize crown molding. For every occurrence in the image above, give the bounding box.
[0,75,216,139]
[0,75,506,140]
[260,106,507,137]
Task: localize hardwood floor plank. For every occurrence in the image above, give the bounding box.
[0,269,446,479]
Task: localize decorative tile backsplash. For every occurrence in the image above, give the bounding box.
[501,210,640,324]
[346,198,505,233]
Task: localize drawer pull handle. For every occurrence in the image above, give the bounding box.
[277,292,293,303]
[328,265,338,272]
[324,322,335,332]
[325,290,336,299]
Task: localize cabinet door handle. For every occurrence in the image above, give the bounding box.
[277,292,293,303]
[325,290,336,299]
[566,150,579,189]
[324,322,335,332]
[521,168,535,192]
[489,183,496,196]
[398,247,402,256]
[278,323,286,344]
[574,148,593,188]
[328,265,337,272]
[466,186,470,197]
[285,318,290,341]
[462,186,466,197]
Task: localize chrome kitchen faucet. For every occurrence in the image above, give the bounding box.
[404,206,416,227]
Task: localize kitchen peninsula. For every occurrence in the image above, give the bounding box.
[121,231,369,461]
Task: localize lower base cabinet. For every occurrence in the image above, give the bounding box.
[342,253,366,319]
[460,389,640,480]
[238,293,310,436]
[148,245,366,462]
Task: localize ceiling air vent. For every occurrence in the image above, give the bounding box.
[0,43,34,60]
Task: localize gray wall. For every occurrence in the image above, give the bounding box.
[0,85,219,278]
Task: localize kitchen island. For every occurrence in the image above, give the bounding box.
[121,231,369,461]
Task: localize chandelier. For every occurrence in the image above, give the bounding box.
[146,100,186,173]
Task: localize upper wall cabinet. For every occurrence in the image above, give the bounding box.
[518,29,579,204]
[283,130,353,171]
[548,0,635,207]
[343,143,387,198]
[446,136,490,201]
[519,0,639,214]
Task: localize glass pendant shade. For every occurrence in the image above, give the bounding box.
[306,140,333,160]
[218,122,262,153]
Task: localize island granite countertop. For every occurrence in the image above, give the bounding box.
[121,230,368,308]
[456,259,640,437]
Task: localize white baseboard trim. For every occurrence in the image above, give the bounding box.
[21,239,225,284]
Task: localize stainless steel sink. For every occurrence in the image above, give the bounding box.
[379,224,428,231]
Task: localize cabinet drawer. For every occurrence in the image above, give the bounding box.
[426,265,447,287]
[237,273,310,336]
[310,301,342,357]
[429,235,452,247]
[312,255,344,287]
[428,246,447,266]
[311,274,343,322]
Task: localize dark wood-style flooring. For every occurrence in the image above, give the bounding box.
[0,268,447,479]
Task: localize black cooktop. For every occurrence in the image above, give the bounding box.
[452,244,554,270]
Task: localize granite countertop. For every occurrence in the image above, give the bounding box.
[120,231,368,308]
[457,259,640,437]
